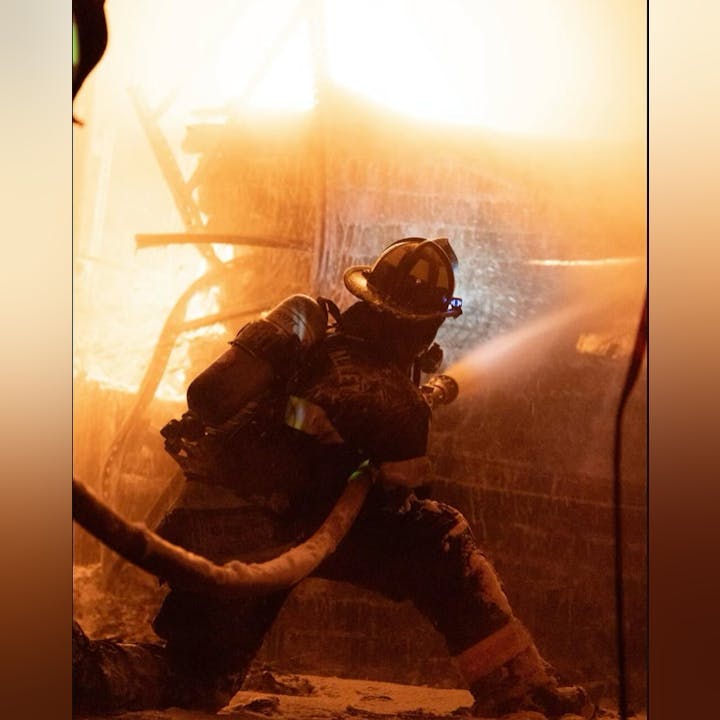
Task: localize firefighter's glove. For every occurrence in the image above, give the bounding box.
[160,411,204,453]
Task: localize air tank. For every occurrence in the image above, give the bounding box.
[186,294,328,426]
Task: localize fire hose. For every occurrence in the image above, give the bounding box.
[72,465,373,598]
[73,374,459,598]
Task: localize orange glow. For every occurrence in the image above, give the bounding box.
[324,0,645,139]
[91,0,644,140]
[73,0,645,399]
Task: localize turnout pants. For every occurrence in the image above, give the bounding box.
[74,490,558,715]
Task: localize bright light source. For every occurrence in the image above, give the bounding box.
[107,0,643,140]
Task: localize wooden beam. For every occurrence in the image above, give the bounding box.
[135,233,310,252]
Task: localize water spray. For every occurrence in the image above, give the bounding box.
[441,285,644,397]
[440,303,592,397]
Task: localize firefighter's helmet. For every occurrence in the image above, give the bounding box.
[343,238,462,321]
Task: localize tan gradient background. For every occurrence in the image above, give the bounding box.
[649,2,720,718]
[0,1,717,718]
[0,1,71,716]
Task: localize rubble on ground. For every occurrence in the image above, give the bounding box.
[76,670,643,720]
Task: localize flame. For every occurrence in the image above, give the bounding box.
[95,0,644,140]
[323,0,644,139]
[73,0,645,400]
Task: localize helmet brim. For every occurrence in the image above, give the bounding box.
[343,265,453,321]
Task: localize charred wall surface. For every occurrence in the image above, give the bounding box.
[428,354,647,701]
[74,95,646,706]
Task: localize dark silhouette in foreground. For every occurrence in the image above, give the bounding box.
[73,238,592,719]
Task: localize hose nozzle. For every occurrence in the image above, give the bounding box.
[421,374,459,407]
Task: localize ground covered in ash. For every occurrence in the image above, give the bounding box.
[76,668,641,720]
[74,565,642,720]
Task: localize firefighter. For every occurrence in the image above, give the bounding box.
[74,238,592,719]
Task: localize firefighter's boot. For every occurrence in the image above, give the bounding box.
[442,544,593,720]
[457,618,593,719]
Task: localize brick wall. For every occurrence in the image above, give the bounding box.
[427,351,647,700]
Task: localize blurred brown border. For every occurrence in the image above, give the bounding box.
[649,2,720,718]
[1,1,72,717]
